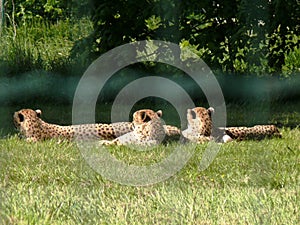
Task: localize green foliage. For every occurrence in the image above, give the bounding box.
[4,0,91,24]
[0,0,299,77]
[88,0,300,76]
[0,128,299,224]
[281,33,300,76]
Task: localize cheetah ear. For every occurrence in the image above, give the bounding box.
[141,112,152,123]
[140,111,146,120]
[18,113,25,122]
[156,110,162,117]
[207,107,214,116]
[35,109,42,118]
[190,110,197,119]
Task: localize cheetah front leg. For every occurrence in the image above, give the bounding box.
[26,137,39,142]
[99,139,122,146]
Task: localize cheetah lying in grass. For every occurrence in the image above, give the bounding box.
[13,109,133,142]
[181,107,215,143]
[181,106,281,143]
[99,109,179,146]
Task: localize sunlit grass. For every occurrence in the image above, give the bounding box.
[0,128,299,224]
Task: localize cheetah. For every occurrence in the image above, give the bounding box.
[181,106,281,143]
[13,109,133,142]
[99,109,167,146]
[181,107,214,143]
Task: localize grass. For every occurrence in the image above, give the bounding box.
[0,128,299,224]
[0,18,93,77]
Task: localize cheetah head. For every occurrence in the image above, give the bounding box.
[132,109,163,126]
[186,107,214,136]
[13,109,43,139]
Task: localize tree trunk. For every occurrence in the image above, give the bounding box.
[0,0,4,31]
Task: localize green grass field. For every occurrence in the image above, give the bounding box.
[0,128,299,224]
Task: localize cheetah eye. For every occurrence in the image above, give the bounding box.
[18,113,25,122]
[191,110,197,119]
